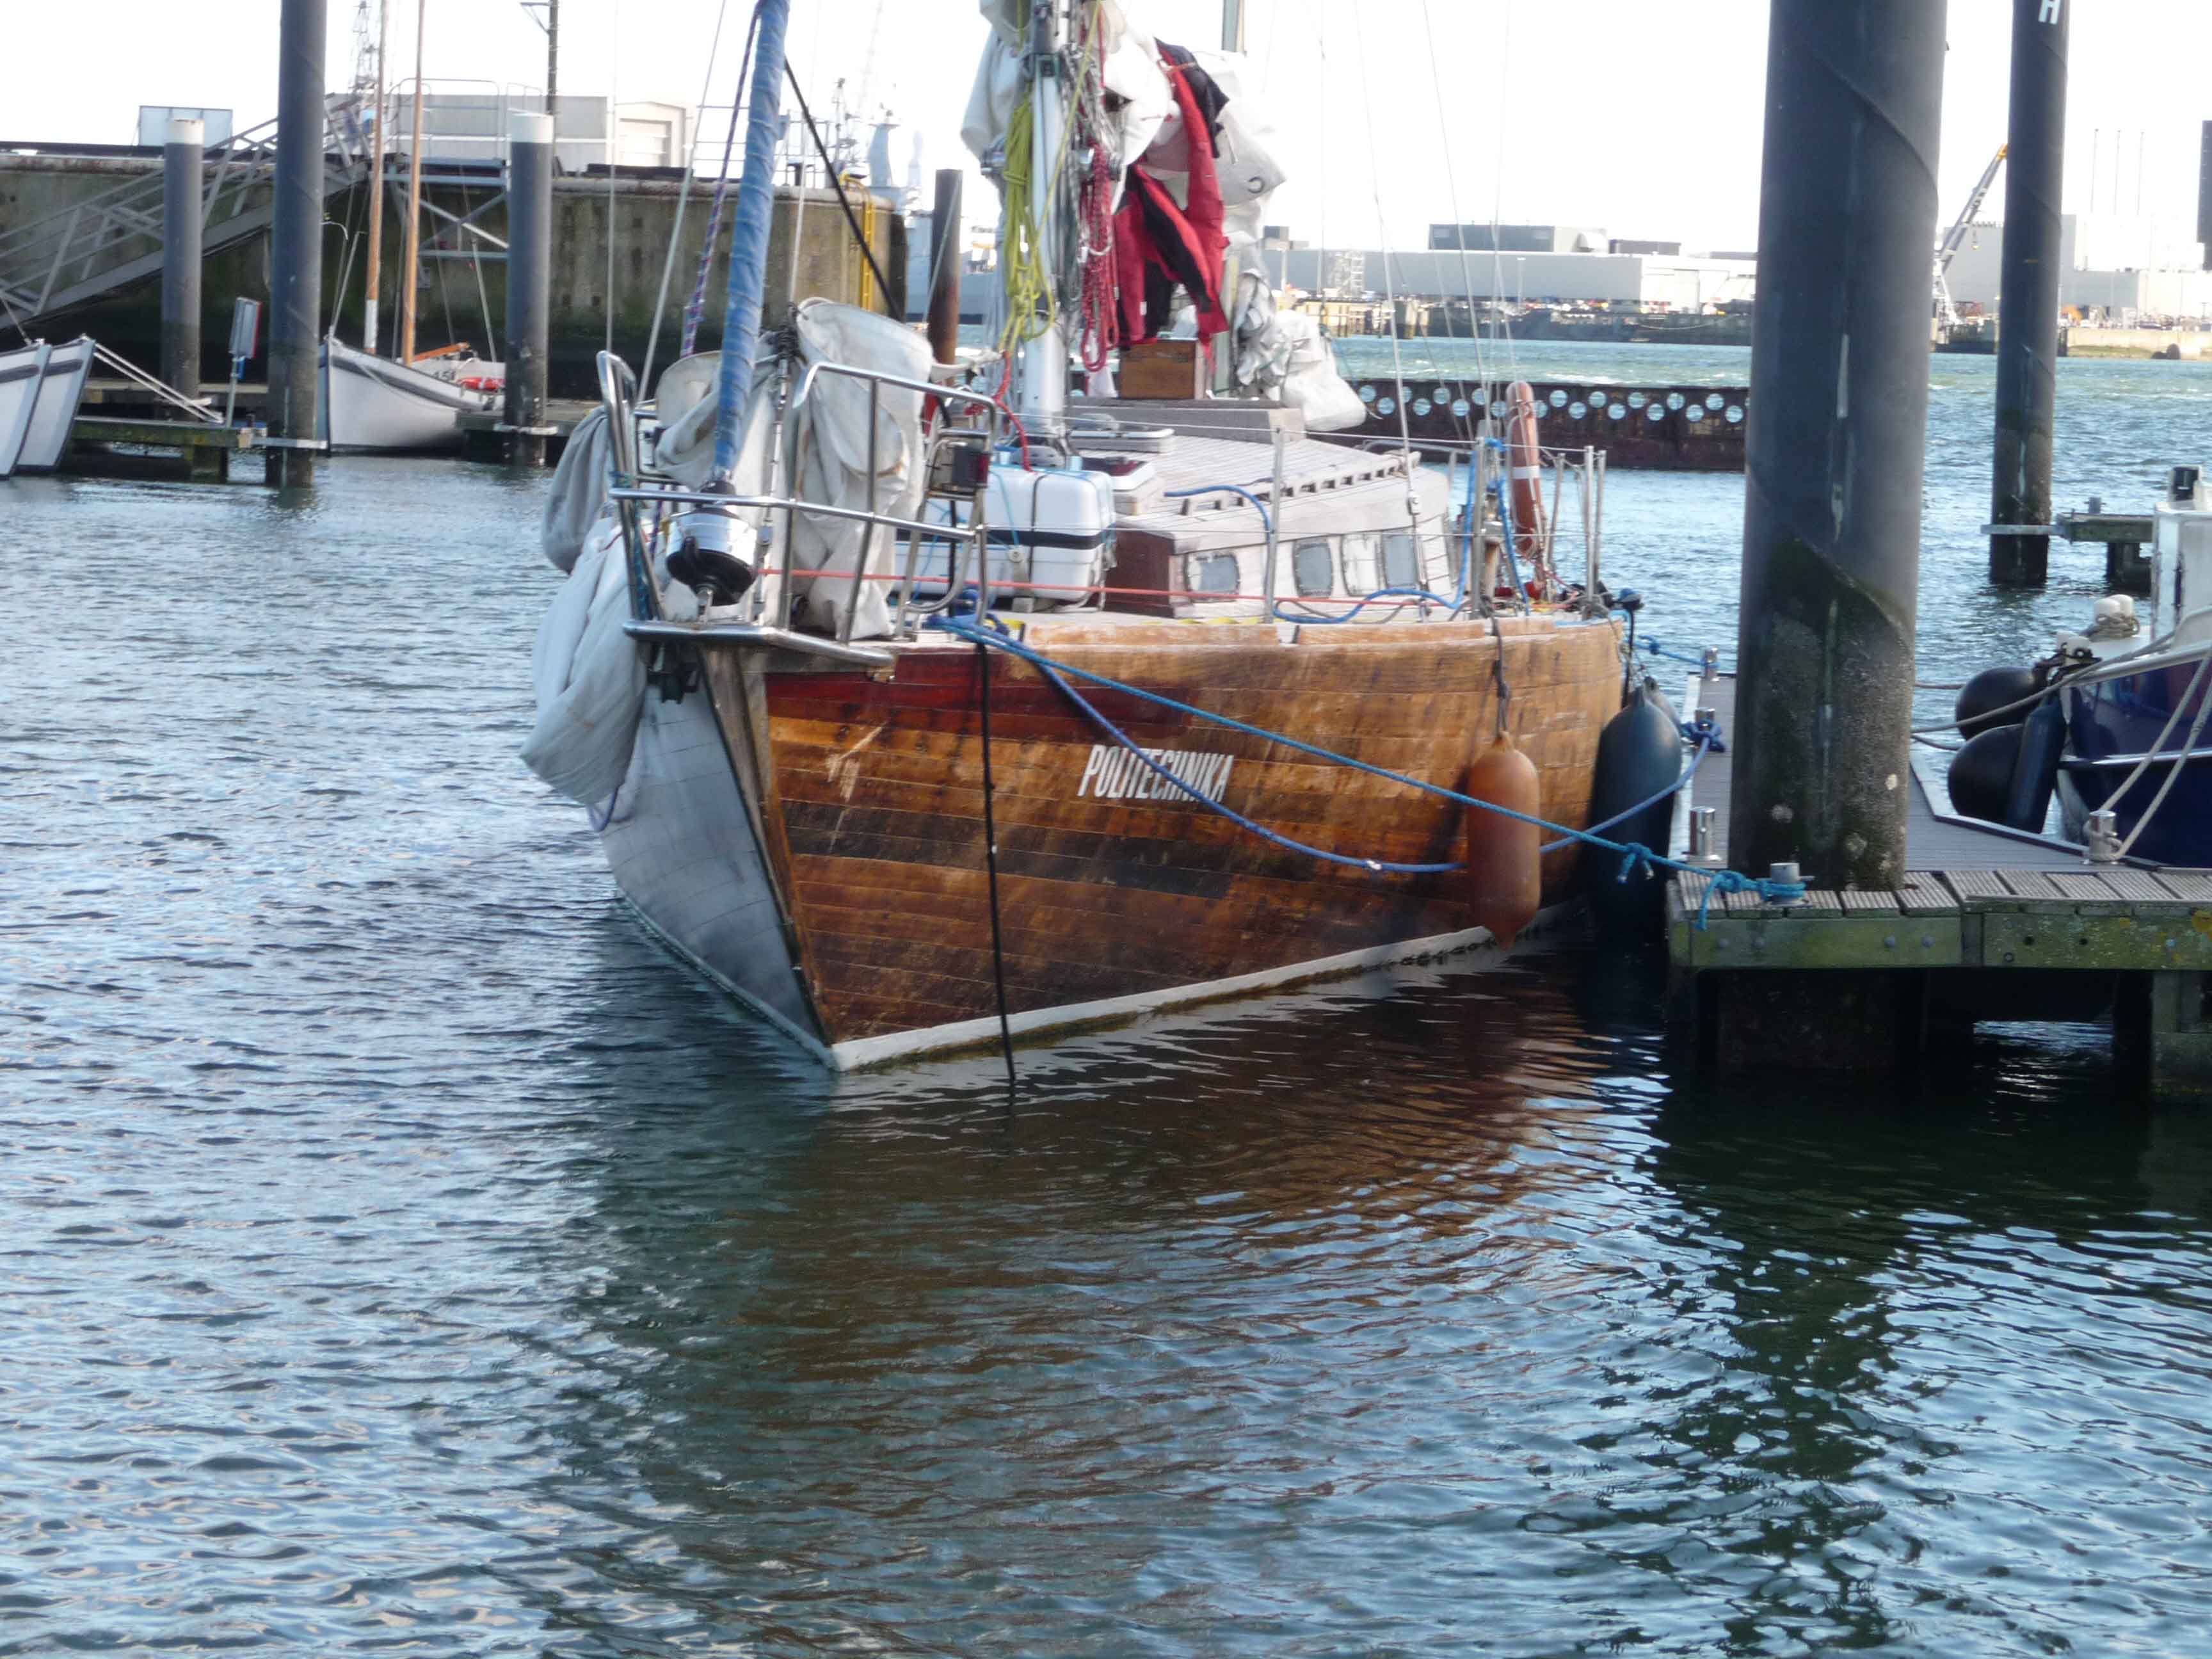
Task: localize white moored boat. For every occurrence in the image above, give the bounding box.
[320,337,501,452]
[0,335,94,477]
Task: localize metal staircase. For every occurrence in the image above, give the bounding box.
[0,110,371,329]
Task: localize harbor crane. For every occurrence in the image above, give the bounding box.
[1935,144,2008,326]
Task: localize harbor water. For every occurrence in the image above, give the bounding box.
[4,346,2212,1654]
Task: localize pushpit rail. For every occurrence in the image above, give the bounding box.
[598,351,1013,649]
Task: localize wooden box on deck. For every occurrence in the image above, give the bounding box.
[1118,338,1208,400]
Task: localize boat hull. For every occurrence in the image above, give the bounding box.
[605,617,1622,1066]
[321,341,492,452]
[2058,669,2212,865]
[0,341,49,479]
[6,337,93,475]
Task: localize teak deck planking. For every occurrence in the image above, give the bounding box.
[702,621,1626,1045]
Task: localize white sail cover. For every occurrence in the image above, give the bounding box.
[522,511,648,808]
[959,3,1360,430]
[781,301,934,639]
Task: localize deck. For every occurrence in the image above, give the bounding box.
[1664,672,2212,1093]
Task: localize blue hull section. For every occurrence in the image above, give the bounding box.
[2058,667,2212,867]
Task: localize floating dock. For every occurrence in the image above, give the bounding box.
[1665,675,2212,1094]
[65,414,257,481]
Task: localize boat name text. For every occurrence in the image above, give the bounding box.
[1076,745,1235,803]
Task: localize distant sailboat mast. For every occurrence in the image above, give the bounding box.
[362,0,389,353]
[398,0,428,365]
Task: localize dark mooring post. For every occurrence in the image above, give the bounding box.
[926,168,963,366]
[504,111,554,466]
[1991,0,2070,586]
[161,116,204,401]
[265,0,325,486]
[1732,0,1948,890]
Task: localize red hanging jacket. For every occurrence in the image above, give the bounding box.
[1111,55,1230,346]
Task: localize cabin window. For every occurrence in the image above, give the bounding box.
[1292,539,1336,597]
[1382,532,1420,589]
[1194,552,1239,595]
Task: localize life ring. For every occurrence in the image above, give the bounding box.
[1505,380,1547,569]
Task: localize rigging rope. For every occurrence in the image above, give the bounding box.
[641,0,739,387]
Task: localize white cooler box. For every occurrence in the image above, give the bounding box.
[908,458,1117,604]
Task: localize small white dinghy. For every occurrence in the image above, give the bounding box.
[321,337,501,453]
[0,341,47,479]
[0,335,93,477]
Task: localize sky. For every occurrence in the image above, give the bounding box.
[6,0,2208,258]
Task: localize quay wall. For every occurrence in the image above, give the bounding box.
[2063,326,2212,360]
[0,155,903,397]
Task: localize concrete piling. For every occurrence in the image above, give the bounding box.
[1730,0,1948,891]
[926,169,963,367]
[503,112,554,466]
[160,117,204,401]
[1990,0,2071,587]
[264,0,325,485]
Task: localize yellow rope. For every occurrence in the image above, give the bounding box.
[996,97,1055,355]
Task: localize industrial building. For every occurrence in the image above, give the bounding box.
[1941,212,2212,319]
[1259,237,1756,313]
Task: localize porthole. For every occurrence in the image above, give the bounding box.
[1627,391,1647,409]
[1490,399,1510,419]
[1725,404,1744,424]
[1666,392,1686,411]
[1450,399,1470,418]
[1568,401,1588,419]
[1377,396,1396,415]
[1687,404,1707,422]
[1548,389,1569,408]
[1293,539,1336,597]
[1382,533,1420,589]
[1359,384,1377,403]
[1706,392,1725,411]
[1644,402,1665,421]
[1434,385,1453,403]
[1194,552,1239,593]
[1413,399,1432,417]
[1607,403,1627,420]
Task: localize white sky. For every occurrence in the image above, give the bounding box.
[8,0,2209,255]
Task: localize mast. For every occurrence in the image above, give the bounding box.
[398,0,428,364]
[1013,0,1068,442]
[364,0,389,352]
[708,0,794,479]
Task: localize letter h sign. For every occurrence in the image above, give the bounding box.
[2039,0,2062,22]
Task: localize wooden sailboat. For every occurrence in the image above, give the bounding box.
[525,0,1637,1069]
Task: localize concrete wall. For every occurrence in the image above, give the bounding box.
[0,154,903,397]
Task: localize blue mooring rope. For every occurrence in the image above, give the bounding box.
[1641,637,1734,675]
[928,617,1805,926]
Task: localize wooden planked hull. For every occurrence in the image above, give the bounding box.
[683,618,1624,1066]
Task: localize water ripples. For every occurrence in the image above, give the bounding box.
[4,417,2212,1652]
